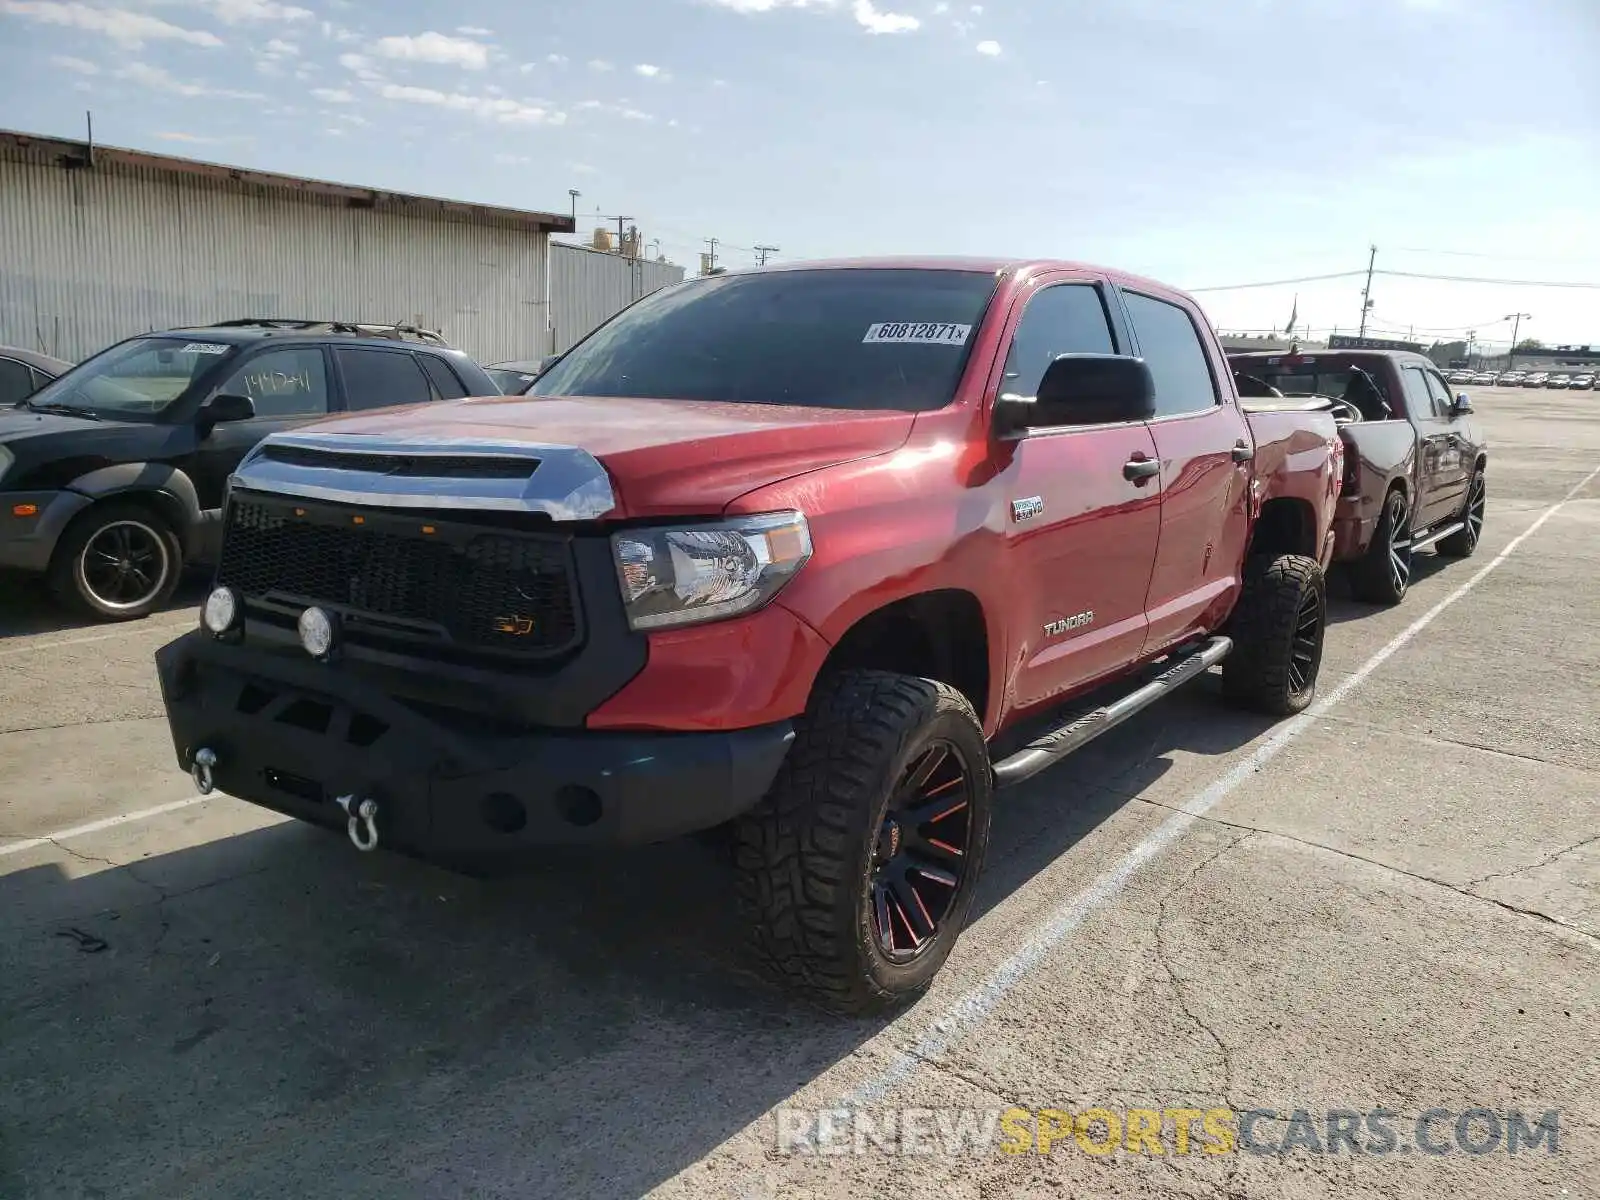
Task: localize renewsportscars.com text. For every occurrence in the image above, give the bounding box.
[775,1106,1561,1158]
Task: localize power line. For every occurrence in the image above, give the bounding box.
[1374,268,1600,290]
[1189,270,1369,293]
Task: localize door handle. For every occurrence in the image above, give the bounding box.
[1123,457,1160,483]
[1231,440,1253,463]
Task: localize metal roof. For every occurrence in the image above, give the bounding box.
[0,128,576,234]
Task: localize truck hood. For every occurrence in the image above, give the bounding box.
[288,394,918,517]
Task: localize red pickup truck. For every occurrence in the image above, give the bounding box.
[156,258,1343,1013]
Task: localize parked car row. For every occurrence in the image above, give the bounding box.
[1444,368,1596,389]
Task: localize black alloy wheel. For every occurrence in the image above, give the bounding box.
[1287,585,1323,701]
[1385,492,1414,599]
[1438,470,1485,558]
[79,519,169,611]
[868,739,976,961]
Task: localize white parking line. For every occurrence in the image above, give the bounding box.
[0,796,215,859]
[846,464,1600,1107]
[0,617,194,659]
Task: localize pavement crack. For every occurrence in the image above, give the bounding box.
[1464,834,1600,888]
[1151,831,1251,1200]
[1319,713,1596,775]
[900,1047,1012,1106]
[1152,832,1250,1113]
[1132,798,1600,948]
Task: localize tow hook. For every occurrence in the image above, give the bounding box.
[334,794,380,853]
[191,747,218,795]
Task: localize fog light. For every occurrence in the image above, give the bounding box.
[201,586,239,635]
[297,605,337,659]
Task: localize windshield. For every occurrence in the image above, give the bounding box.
[25,336,235,419]
[530,268,999,411]
[486,367,538,394]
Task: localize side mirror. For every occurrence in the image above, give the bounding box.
[994,354,1156,437]
[1451,393,1474,416]
[199,393,256,428]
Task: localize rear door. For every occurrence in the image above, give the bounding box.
[992,273,1163,709]
[1118,288,1253,656]
[333,347,437,412]
[1399,363,1457,528]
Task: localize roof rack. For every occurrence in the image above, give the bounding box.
[207,319,451,347]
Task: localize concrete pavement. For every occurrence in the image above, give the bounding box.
[1,387,1595,1199]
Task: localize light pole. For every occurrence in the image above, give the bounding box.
[1505,312,1531,369]
[568,189,581,225]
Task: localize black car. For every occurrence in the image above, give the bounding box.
[0,319,497,620]
[0,345,74,406]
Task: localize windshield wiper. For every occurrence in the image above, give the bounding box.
[26,401,103,421]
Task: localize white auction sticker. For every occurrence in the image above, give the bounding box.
[180,342,232,355]
[862,322,972,346]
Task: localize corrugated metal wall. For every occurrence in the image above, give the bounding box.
[550,242,685,354]
[0,151,550,365]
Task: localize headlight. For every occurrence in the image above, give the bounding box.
[611,511,812,631]
[0,444,13,486]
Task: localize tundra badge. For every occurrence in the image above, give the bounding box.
[1045,611,1094,637]
[1012,496,1045,522]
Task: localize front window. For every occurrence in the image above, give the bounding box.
[25,336,236,420]
[530,268,999,411]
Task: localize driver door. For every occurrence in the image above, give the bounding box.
[991,275,1163,710]
[183,345,334,544]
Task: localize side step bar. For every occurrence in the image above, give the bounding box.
[991,636,1233,789]
[1410,521,1466,553]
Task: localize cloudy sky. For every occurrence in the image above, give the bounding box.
[1,0,1597,345]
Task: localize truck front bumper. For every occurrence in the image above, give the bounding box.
[156,631,795,857]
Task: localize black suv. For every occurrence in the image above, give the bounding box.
[0,320,497,620]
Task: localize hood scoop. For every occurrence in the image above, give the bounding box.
[233,431,617,520]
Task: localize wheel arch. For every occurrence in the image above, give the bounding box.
[819,589,991,731]
[66,463,203,553]
[1247,496,1319,560]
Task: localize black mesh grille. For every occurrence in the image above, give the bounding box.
[258,444,537,479]
[217,498,579,658]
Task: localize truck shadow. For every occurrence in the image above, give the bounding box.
[1324,552,1455,626]
[0,678,1265,1199]
[0,570,206,639]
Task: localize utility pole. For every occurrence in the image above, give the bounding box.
[1357,244,1377,338]
[607,215,634,257]
[1505,312,1531,368]
[753,244,780,266]
[704,237,719,274]
[1466,330,1477,369]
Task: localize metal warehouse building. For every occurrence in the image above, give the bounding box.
[0,129,683,366]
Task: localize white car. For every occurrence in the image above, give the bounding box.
[1547,374,1572,389]
[1472,372,1496,385]
[1570,374,1595,391]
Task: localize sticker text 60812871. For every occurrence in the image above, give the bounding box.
[862,322,972,346]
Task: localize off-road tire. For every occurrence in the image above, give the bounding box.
[1349,487,1411,605]
[1222,553,1326,717]
[1436,467,1485,558]
[47,499,183,622]
[732,669,992,1015]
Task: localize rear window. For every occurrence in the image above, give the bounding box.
[530,268,999,411]
[1231,357,1395,414]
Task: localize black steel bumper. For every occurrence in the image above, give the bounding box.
[155,630,795,856]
